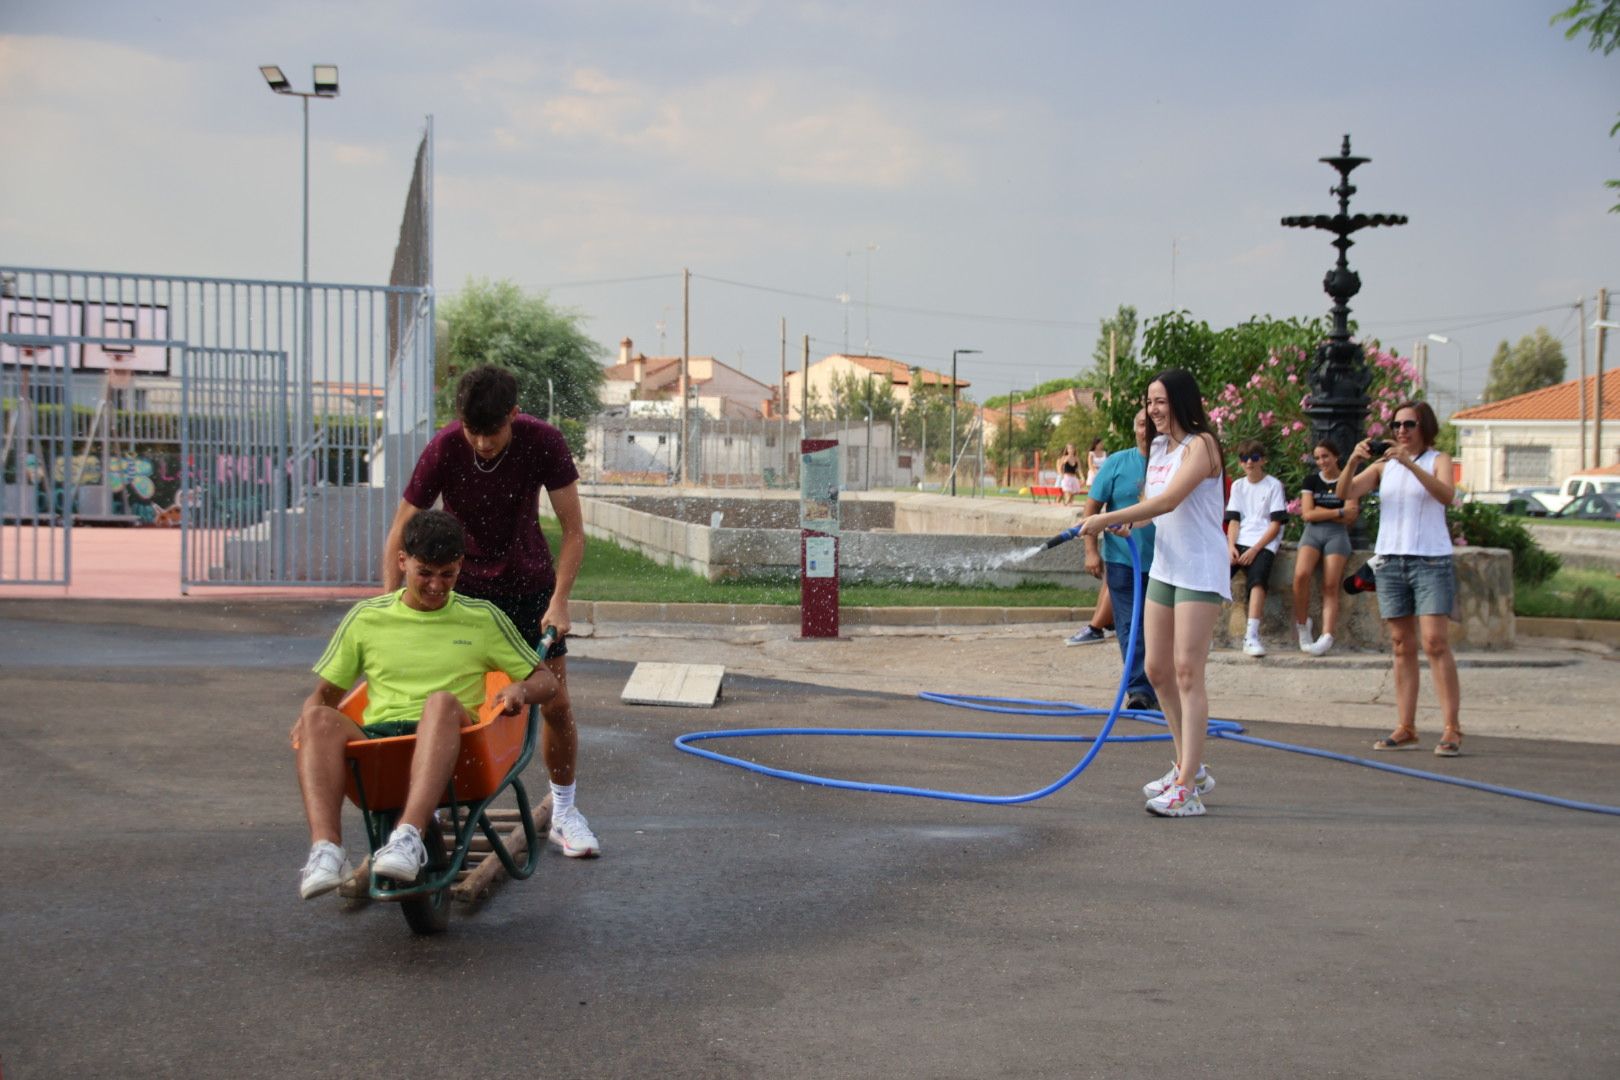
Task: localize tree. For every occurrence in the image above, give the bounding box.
[1046,402,1110,463]
[1090,304,1138,378]
[1552,0,1620,211]
[896,379,961,471]
[438,278,605,454]
[820,369,900,421]
[1483,327,1567,402]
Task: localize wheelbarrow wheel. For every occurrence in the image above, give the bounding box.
[400,818,452,936]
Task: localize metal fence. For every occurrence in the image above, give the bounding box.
[585,415,900,490]
[0,266,434,587]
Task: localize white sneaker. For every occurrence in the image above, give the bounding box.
[1145,783,1206,817]
[1296,619,1314,652]
[1308,633,1335,657]
[372,823,427,882]
[549,807,601,858]
[299,840,353,900]
[1243,635,1266,657]
[1143,763,1215,799]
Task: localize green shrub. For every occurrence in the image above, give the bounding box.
[1446,502,1561,586]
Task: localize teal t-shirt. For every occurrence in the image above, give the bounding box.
[313,591,543,727]
[1089,447,1156,571]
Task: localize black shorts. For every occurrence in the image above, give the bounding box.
[1231,545,1277,592]
[457,584,568,661]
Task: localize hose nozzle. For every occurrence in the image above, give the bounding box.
[1043,524,1083,550]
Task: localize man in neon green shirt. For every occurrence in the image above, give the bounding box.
[290,510,559,900]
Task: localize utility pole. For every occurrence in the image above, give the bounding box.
[1108,328,1117,414]
[779,316,788,483]
[1004,393,1016,488]
[680,267,690,485]
[801,334,810,445]
[1578,295,1589,471]
[1597,288,1609,468]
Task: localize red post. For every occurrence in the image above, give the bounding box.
[799,438,840,638]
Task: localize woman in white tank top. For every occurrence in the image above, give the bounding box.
[1080,369,1227,818]
[1336,400,1462,757]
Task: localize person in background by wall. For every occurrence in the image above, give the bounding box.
[1079,408,1157,710]
[1080,369,1229,817]
[1086,437,1108,487]
[1292,439,1358,656]
[1056,443,1083,507]
[1335,401,1463,757]
[1224,439,1288,658]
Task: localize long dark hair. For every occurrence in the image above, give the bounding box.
[1148,368,1225,465]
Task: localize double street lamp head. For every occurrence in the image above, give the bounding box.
[260,63,340,97]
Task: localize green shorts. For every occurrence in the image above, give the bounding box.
[1147,578,1225,607]
[361,720,420,739]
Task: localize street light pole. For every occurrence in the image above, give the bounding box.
[948,348,979,496]
[260,64,339,505]
[1427,334,1462,416]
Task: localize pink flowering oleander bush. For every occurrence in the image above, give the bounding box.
[1207,344,1424,539]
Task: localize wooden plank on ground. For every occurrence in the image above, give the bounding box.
[620,662,725,708]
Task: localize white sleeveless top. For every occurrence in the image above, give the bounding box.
[1375,448,1453,557]
[1143,434,1232,599]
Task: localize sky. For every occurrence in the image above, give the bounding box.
[1,0,1617,414]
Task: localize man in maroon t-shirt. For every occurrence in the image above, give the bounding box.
[382,365,599,858]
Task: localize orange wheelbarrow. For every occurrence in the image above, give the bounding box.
[332,670,544,935]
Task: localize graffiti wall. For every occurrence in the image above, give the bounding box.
[4,445,370,524]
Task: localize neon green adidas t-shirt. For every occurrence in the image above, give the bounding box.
[312,590,543,728]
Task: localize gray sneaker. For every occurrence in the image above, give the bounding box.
[1065,625,1109,646]
[372,823,427,882]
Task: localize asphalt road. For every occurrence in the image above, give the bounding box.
[2,610,1618,1079]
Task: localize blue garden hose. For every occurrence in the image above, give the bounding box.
[673,534,1620,817]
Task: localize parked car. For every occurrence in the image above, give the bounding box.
[1542,472,1620,515]
[1505,486,1561,516]
[1552,491,1620,521]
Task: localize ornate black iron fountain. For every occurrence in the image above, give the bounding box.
[1281,135,1408,485]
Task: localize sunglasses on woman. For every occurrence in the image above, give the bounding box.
[1390,419,1419,431]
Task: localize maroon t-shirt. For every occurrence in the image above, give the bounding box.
[402,414,579,595]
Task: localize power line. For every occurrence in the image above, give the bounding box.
[695,272,1093,330]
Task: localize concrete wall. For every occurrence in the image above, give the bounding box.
[1217,545,1515,651]
[1525,522,1620,572]
[578,493,1095,588]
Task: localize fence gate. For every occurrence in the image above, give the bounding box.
[179,347,290,587]
[1,266,436,591]
[0,339,76,585]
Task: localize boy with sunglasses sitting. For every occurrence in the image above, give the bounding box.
[1225,439,1289,657]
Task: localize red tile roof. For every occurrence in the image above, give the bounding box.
[1453,374,1620,422]
[830,354,966,388]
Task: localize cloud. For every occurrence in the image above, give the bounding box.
[463,59,964,191]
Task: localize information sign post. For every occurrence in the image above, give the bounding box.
[798,438,840,638]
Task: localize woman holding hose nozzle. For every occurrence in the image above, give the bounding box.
[1335,401,1463,757]
[1080,370,1228,818]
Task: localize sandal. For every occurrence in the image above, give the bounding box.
[1435,730,1463,758]
[1372,730,1421,751]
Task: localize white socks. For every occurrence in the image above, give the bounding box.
[550,781,575,817]
[1246,618,1261,640]
[1296,619,1313,649]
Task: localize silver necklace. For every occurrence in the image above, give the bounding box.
[472,446,509,473]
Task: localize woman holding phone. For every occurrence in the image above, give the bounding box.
[1335,400,1462,756]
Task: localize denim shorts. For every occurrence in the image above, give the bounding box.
[1374,554,1456,620]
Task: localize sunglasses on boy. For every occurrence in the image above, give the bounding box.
[1238,453,1265,463]
[1389,419,1420,431]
